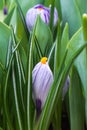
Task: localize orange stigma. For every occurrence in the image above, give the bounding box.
[41,57,48,64]
[37,7,43,11]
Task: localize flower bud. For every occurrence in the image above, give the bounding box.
[26,4,58,31]
[32,57,53,112]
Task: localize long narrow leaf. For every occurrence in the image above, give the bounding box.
[4,55,14,130]
[14,0,29,39]
[11,27,25,114]
[69,66,85,130]
[27,20,37,130]
[37,28,87,130]
[12,60,23,130]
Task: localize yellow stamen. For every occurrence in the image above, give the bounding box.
[41,57,48,64]
[38,8,43,11]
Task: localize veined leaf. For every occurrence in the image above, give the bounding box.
[35,16,53,56]
[54,19,61,76]
[0,22,11,69]
[61,0,82,37]
[26,17,38,130]
[69,66,85,130]
[37,27,87,130]
[61,23,69,61]
[4,5,29,54]
[74,14,87,126]
[75,0,87,15]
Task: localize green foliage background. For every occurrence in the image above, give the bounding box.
[0,0,87,130]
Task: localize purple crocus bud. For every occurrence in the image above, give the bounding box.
[32,57,53,113]
[26,4,58,32]
[3,6,8,15]
[62,76,70,100]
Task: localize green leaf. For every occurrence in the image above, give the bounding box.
[0,22,11,68]
[69,66,85,130]
[65,28,84,64]
[82,14,87,41]
[0,0,3,9]
[12,60,23,130]
[14,0,44,15]
[4,6,16,25]
[55,0,62,21]
[15,0,29,39]
[61,23,69,61]
[54,20,61,76]
[12,28,26,115]
[37,27,87,130]
[27,38,33,130]
[75,0,87,14]
[61,0,82,37]
[66,26,87,126]
[44,0,62,20]
[74,41,87,126]
[35,16,53,56]
[26,19,38,130]
[4,55,14,130]
[0,127,3,130]
[4,5,29,54]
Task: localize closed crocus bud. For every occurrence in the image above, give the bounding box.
[32,57,53,114]
[62,76,70,100]
[26,4,58,31]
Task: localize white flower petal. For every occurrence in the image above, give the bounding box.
[26,4,58,32]
[32,59,53,110]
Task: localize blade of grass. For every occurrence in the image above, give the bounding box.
[37,50,68,130]
[48,42,55,63]
[4,36,25,130]
[52,98,62,130]
[34,36,43,58]
[27,37,33,130]
[6,36,12,68]
[12,60,23,130]
[61,23,69,61]
[37,28,87,130]
[17,51,26,84]
[49,0,55,32]
[38,41,87,130]
[27,18,38,130]
[54,19,61,76]
[11,27,25,113]
[82,14,87,41]
[14,0,29,39]
[4,36,14,130]
[69,66,85,130]
[4,54,14,130]
[0,62,5,72]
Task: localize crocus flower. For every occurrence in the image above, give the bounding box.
[32,57,54,113]
[26,4,58,31]
[32,57,70,116]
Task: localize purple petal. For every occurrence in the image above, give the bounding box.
[32,62,53,109]
[34,4,50,13]
[36,98,42,119]
[26,4,58,31]
[36,98,42,111]
[3,6,8,15]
